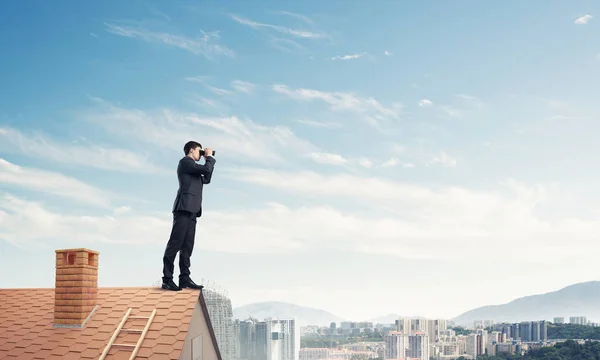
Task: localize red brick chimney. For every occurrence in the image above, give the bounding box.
[53,248,99,327]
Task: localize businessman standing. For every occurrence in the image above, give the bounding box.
[162,140,216,291]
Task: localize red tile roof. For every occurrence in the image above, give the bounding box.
[0,287,223,360]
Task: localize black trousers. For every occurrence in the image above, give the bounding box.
[162,211,197,282]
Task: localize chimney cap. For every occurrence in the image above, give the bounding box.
[55,248,99,255]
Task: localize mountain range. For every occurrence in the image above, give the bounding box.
[233,301,343,327]
[451,281,600,326]
[233,281,600,327]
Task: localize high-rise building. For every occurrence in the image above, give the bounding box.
[476,329,487,356]
[255,321,268,360]
[427,319,447,343]
[411,318,428,333]
[234,320,241,358]
[238,319,257,360]
[531,321,540,341]
[519,322,532,342]
[554,317,565,324]
[407,332,429,360]
[539,321,548,342]
[266,318,300,360]
[395,318,411,334]
[570,316,587,325]
[384,331,407,359]
[465,334,478,358]
[204,287,237,360]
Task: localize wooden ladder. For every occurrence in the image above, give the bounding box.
[98,307,157,360]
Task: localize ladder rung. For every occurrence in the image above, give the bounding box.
[98,308,157,360]
[121,328,144,333]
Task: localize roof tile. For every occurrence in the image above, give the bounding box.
[0,287,205,360]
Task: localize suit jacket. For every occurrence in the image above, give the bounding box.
[171,156,216,217]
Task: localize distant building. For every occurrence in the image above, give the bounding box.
[204,287,237,360]
[408,332,430,360]
[553,317,565,324]
[255,321,269,360]
[427,319,448,343]
[540,321,548,341]
[238,319,257,360]
[570,316,587,325]
[266,318,300,360]
[385,331,407,359]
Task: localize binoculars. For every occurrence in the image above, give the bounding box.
[200,149,216,156]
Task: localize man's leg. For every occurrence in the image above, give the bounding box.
[162,211,192,290]
[178,214,203,289]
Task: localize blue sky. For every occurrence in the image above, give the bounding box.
[1,0,600,321]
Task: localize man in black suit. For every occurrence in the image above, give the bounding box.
[162,140,216,291]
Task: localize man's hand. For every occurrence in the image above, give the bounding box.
[203,147,213,158]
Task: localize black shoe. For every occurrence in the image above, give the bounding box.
[179,278,204,290]
[161,279,182,291]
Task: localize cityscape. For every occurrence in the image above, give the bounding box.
[204,284,599,360]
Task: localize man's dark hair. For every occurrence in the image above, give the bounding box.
[183,141,202,155]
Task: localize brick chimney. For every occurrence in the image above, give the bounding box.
[54,248,99,327]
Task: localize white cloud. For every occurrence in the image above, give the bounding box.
[270,36,307,53]
[357,157,374,168]
[307,152,348,165]
[418,99,433,107]
[214,169,599,261]
[79,97,316,164]
[191,95,221,109]
[307,153,375,169]
[231,80,256,93]
[381,158,399,168]
[207,85,233,96]
[113,206,132,214]
[0,159,114,208]
[5,169,596,262]
[185,76,209,83]
[104,23,234,58]
[224,167,446,204]
[380,156,414,168]
[297,119,342,128]
[430,151,457,167]
[456,94,485,108]
[384,50,392,56]
[0,194,300,252]
[272,84,402,126]
[186,76,246,96]
[330,53,367,60]
[230,14,325,39]
[274,10,315,25]
[575,14,593,24]
[380,158,415,168]
[0,127,166,174]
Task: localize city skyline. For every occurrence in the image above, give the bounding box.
[2,0,600,321]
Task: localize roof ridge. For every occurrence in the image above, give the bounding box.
[0,286,165,290]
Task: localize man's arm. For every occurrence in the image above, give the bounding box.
[201,156,216,184]
[180,156,216,177]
